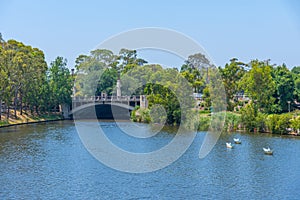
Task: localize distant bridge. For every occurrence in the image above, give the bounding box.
[65,95,148,119]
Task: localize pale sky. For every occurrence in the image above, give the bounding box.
[1,0,300,69]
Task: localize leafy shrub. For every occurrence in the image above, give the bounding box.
[290,116,300,133]
[266,114,292,134]
[131,110,137,122]
[240,103,258,132]
[198,116,210,131]
[131,108,151,123]
[224,112,241,131]
[240,103,268,132]
[199,110,210,114]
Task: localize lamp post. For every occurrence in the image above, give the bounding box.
[287,101,291,113]
[71,68,76,98]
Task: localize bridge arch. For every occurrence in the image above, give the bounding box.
[70,102,135,120]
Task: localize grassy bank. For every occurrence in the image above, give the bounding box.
[131,108,241,132]
[131,108,300,135]
[0,110,63,127]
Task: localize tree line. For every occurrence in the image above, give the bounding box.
[74,48,300,129]
[1,35,299,132]
[0,34,73,120]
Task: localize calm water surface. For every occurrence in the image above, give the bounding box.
[0,120,300,199]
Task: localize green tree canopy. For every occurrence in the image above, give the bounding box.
[49,57,73,106]
[291,66,300,102]
[272,64,295,113]
[219,58,245,111]
[239,60,275,113]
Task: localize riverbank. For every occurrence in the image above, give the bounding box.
[0,110,64,128]
[131,108,300,135]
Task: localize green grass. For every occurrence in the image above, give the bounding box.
[0,112,63,127]
[0,120,9,126]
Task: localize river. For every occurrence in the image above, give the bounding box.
[0,120,300,199]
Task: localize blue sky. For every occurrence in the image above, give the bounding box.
[1,0,300,69]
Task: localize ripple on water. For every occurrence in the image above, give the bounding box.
[0,121,300,199]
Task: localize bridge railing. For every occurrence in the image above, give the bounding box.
[72,95,141,102]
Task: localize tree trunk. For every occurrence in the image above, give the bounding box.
[24,103,28,115]
[35,105,39,115]
[0,98,2,121]
[7,104,9,119]
[14,88,17,119]
[20,94,23,115]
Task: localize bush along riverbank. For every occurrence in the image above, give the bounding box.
[239,103,300,135]
[0,110,64,128]
[131,107,300,135]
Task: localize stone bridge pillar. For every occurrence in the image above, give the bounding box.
[117,79,121,98]
[60,104,70,119]
[140,95,148,108]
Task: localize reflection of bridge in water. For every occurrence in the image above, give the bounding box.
[68,95,148,119]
